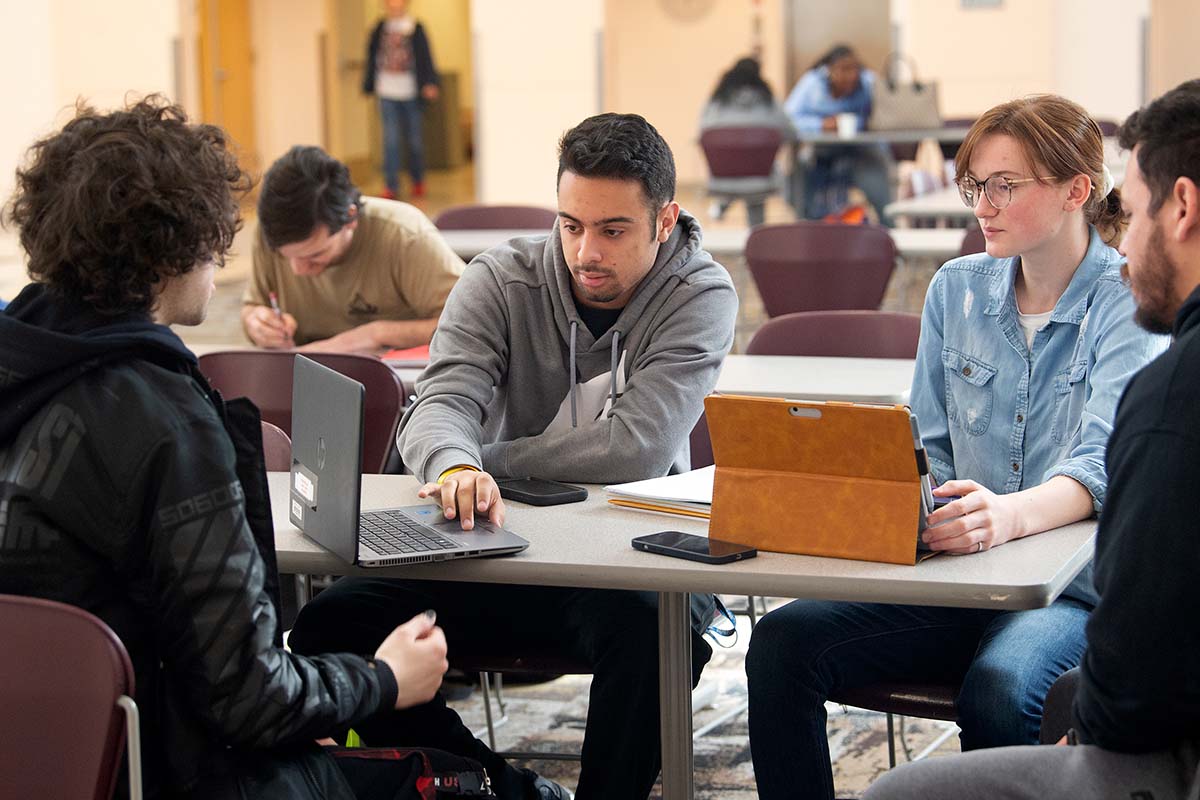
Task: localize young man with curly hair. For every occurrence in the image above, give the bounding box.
[0,98,489,800]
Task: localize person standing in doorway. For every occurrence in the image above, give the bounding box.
[363,0,440,200]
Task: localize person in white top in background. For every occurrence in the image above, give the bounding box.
[363,0,440,200]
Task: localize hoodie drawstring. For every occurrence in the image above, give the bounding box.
[609,332,620,413]
[569,320,578,428]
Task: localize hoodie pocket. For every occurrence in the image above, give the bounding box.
[1052,360,1088,445]
[942,348,998,436]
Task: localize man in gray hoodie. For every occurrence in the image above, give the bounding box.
[289,113,739,800]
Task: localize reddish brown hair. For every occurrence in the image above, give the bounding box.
[955,95,1123,245]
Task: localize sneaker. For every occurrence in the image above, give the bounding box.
[379,188,397,200]
[411,181,426,198]
[532,776,573,799]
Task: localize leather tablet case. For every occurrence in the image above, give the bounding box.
[705,394,923,565]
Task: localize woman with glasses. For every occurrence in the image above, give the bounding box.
[745,95,1167,800]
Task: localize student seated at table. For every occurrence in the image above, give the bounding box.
[287,112,739,800]
[0,97,460,800]
[699,56,796,226]
[242,145,463,353]
[864,78,1200,800]
[783,44,891,220]
[745,94,1169,800]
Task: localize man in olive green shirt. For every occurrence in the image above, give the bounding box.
[243,146,463,352]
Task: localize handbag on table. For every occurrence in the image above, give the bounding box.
[869,53,942,132]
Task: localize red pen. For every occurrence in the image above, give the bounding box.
[268,291,284,320]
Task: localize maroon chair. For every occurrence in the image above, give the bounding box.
[745,310,922,358]
[699,127,784,178]
[959,225,986,258]
[0,594,142,799]
[1095,118,1120,137]
[700,127,786,227]
[689,413,715,469]
[434,204,558,231]
[745,222,898,318]
[832,682,960,767]
[198,351,405,474]
[261,420,292,472]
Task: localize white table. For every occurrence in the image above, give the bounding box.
[884,186,972,225]
[716,354,915,404]
[442,226,965,262]
[796,128,968,146]
[270,472,1094,800]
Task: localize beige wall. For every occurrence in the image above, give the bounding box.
[896,0,1054,119]
[472,0,604,205]
[604,0,787,187]
[252,0,326,170]
[1149,0,1200,100]
[895,0,1148,123]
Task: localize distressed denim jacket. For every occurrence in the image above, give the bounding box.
[911,227,1169,605]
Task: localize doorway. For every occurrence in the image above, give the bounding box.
[198,0,258,174]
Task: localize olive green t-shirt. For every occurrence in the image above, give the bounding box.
[244,199,464,345]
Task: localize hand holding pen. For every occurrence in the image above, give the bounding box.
[244,291,298,349]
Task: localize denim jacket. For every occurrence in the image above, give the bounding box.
[911,227,1170,605]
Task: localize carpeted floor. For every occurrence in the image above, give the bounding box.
[441,601,962,799]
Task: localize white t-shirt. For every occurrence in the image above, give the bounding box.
[375,17,418,101]
[1017,308,1053,349]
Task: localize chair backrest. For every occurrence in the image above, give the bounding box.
[198,351,405,473]
[434,204,558,231]
[746,310,923,359]
[0,594,137,800]
[699,127,784,178]
[261,420,292,472]
[744,222,897,317]
[689,413,714,470]
[1095,118,1120,137]
[959,225,986,258]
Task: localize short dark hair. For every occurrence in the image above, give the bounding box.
[257,145,363,249]
[557,113,676,215]
[1119,79,1200,214]
[6,95,250,316]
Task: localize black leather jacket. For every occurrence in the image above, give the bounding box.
[0,285,397,798]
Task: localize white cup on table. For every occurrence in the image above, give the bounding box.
[836,112,859,138]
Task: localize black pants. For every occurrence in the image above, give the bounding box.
[289,579,714,800]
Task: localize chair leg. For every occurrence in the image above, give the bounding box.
[479,671,498,751]
[746,595,759,628]
[886,712,897,768]
[494,672,506,716]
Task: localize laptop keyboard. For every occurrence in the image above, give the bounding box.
[359,510,461,556]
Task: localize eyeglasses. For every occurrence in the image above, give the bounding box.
[956,175,1055,210]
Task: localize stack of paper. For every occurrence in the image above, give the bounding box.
[604,465,715,519]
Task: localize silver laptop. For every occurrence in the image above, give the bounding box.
[287,355,529,566]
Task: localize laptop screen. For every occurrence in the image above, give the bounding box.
[289,355,365,564]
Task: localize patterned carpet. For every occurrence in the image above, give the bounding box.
[442,602,963,799]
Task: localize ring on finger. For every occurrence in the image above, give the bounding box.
[976,541,984,553]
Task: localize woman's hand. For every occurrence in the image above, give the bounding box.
[922,480,1024,554]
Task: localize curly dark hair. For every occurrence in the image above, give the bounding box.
[257,145,363,249]
[5,95,251,316]
[1119,79,1200,214]
[557,113,676,228]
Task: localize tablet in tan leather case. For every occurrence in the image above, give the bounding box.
[704,394,924,565]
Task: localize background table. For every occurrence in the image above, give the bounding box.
[441,226,965,263]
[271,472,1095,799]
[715,354,915,403]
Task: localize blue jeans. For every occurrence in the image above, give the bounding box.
[794,144,893,223]
[379,98,424,190]
[745,598,1090,800]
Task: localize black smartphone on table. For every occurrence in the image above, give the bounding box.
[495,477,588,506]
[632,531,757,565]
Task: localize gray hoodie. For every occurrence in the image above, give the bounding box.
[398,210,738,484]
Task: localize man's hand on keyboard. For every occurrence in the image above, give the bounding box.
[418,469,506,531]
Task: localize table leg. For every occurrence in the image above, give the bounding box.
[658,590,694,800]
